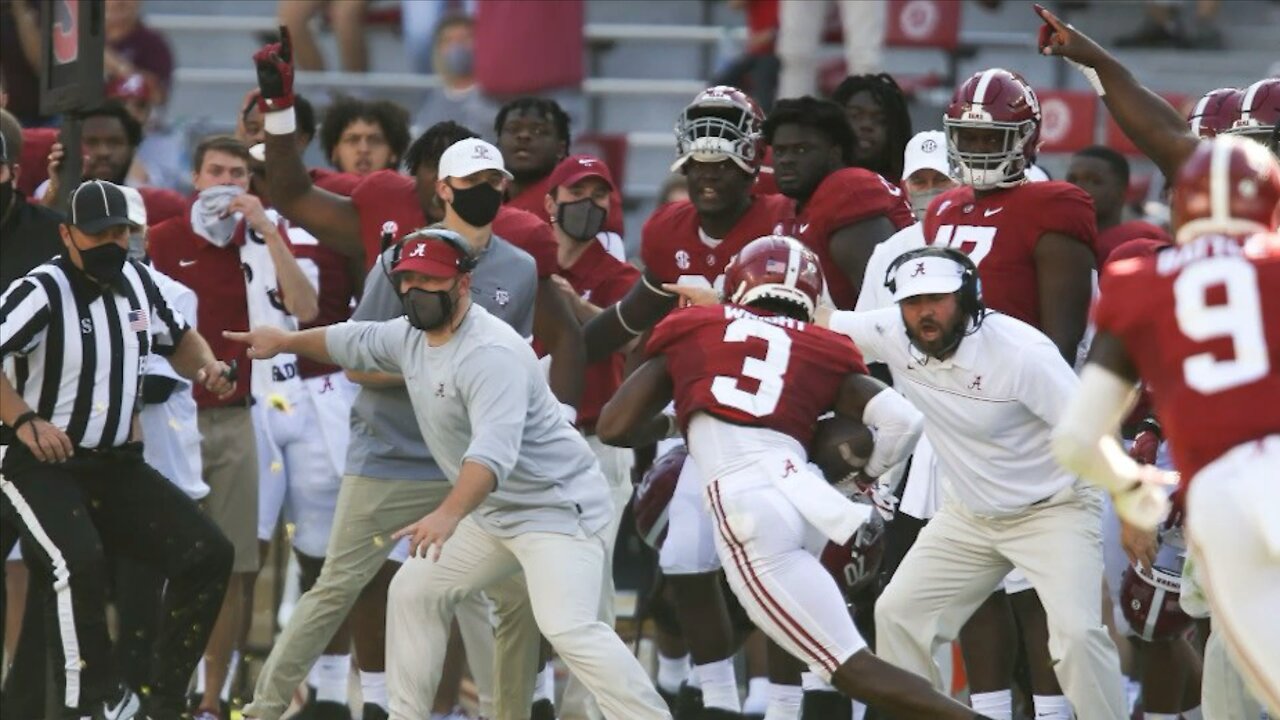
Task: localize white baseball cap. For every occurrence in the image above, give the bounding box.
[891,254,966,302]
[902,130,951,182]
[438,138,513,181]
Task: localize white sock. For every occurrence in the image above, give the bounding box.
[656,653,691,694]
[360,670,388,711]
[314,654,351,704]
[853,700,867,720]
[1143,713,1180,720]
[220,650,241,702]
[800,671,833,692]
[687,668,702,689]
[533,665,555,703]
[1125,678,1142,713]
[1032,694,1072,719]
[1181,707,1203,720]
[970,689,1013,720]
[743,677,770,714]
[695,658,741,711]
[763,683,802,720]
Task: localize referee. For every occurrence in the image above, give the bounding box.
[0,179,235,719]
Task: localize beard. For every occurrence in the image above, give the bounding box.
[905,314,967,360]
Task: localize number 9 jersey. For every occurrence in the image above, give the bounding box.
[1093,232,1280,481]
[647,304,867,448]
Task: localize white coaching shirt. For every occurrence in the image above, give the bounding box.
[829,308,1080,516]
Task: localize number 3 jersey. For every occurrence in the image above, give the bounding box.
[648,304,866,448]
[1093,233,1280,481]
[923,181,1096,328]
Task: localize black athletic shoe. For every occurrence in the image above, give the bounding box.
[93,684,142,720]
[530,698,557,720]
[360,703,388,720]
[658,685,680,711]
[675,684,704,720]
[311,700,352,720]
[699,709,743,720]
[800,690,851,720]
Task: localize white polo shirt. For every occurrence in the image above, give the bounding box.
[854,223,927,313]
[829,308,1080,516]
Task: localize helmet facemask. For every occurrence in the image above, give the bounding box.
[731,282,817,322]
[673,106,761,174]
[945,119,1036,190]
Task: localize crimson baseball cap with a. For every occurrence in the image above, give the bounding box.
[438,138,514,181]
[547,154,615,191]
[891,254,966,302]
[69,180,133,234]
[392,231,470,278]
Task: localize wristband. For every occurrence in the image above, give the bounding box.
[615,303,643,337]
[11,411,39,432]
[663,413,681,439]
[264,107,297,136]
[1066,57,1106,97]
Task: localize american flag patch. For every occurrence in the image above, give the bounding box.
[765,259,787,274]
[128,309,149,332]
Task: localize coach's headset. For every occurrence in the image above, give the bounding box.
[884,245,988,330]
[378,224,478,295]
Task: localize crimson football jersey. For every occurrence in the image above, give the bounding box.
[348,169,557,277]
[1094,233,1280,481]
[923,181,1097,327]
[1097,220,1172,266]
[640,194,793,290]
[779,168,915,309]
[290,231,357,379]
[648,304,866,447]
[561,243,641,429]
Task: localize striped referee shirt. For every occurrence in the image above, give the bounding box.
[0,256,189,450]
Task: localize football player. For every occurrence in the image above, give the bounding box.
[764,96,915,310]
[1066,146,1171,265]
[1054,136,1280,717]
[584,85,793,720]
[598,236,993,720]
[830,73,915,184]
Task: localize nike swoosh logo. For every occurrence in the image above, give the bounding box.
[179,259,197,267]
[984,208,1004,217]
[798,223,810,233]
[103,692,140,720]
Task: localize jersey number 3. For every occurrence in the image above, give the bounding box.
[711,319,792,417]
[1174,257,1271,393]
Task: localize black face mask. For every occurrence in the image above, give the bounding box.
[403,282,461,331]
[555,197,607,242]
[448,183,502,227]
[0,180,13,222]
[77,240,129,286]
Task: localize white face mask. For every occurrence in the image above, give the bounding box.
[190,184,245,247]
[908,187,947,220]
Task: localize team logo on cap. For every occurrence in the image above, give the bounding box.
[675,250,691,270]
[472,144,493,160]
[911,262,927,277]
[408,242,427,257]
[578,157,597,167]
[921,138,938,153]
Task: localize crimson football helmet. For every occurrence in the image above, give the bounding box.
[1186,87,1243,138]
[1119,532,1192,642]
[1170,135,1280,244]
[723,235,825,321]
[943,68,1042,190]
[633,446,687,549]
[819,491,886,602]
[673,85,766,174]
[1223,78,1279,147]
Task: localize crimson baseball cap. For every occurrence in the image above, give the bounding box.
[393,231,470,278]
[69,180,133,234]
[547,154,615,191]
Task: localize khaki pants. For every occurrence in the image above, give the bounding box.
[875,484,1127,719]
[387,517,670,720]
[777,0,886,98]
[243,476,525,720]
[559,437,635,720]
[198,405,259,573]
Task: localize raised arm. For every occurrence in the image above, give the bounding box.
[1035,4,1198,179]
[254,28,364,260]
[583,269,678,363]
[230,193,320,323]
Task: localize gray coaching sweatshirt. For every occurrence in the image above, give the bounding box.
[326,304,610,538]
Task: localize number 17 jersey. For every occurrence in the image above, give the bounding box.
[1093,233,1280,481]
[647,304,866,448]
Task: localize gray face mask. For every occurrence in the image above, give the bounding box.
[127,229,146,261]
[441,44,474,77]
[191,184,245,247]
[908,187,947,221]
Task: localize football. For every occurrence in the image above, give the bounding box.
[811,414,875,485]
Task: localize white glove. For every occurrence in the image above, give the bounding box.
[1111,466,1177,531]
